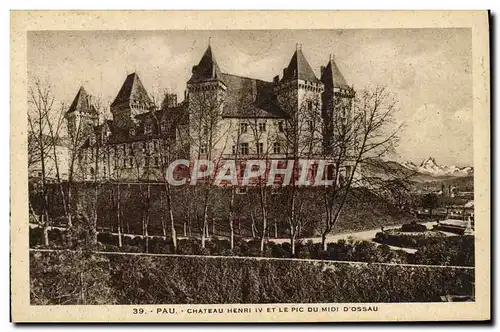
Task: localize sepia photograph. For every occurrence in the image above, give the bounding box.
[10,10,490,322]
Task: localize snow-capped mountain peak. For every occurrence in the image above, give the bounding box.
[420,157,438,168]
[404,157,473,177]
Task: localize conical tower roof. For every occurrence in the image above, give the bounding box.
[67,86,97,115]
[111,72,154,108]
[321,55,349,89]
[281,47,320,84]
[188,45,223,84]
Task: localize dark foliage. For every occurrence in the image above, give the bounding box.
[401,222,428,232]
[374,230,447,249]
[30,250,474,305]
[411,236,474,267]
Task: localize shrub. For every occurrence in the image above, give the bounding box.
[401,222,428,233]
[29,251,474,304]
[412,236,474,267]
[374,230,447,249]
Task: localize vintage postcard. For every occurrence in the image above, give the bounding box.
[10,11,490,322]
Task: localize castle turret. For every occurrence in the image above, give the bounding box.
[65,86,98,140]
[110,72,155,130]
[274,45,324,156]
[320,54,355,151]
[186,44,227,158]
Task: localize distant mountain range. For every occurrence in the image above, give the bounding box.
[363,157,473,184]
[400,157,473,178]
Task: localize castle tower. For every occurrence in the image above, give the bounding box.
[110,72,155,131]
[65,86,98,141]
[273,45,324,156]
[186,44,227,158]
[320,54,355,152]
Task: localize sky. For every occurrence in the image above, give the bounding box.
[28,29,473,167]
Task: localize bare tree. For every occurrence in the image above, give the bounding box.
[317,86,400,250]
[28,79,54,245]
[188,85,230,248]
[277,88,322,256]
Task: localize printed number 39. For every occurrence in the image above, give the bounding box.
[133,308,145,314]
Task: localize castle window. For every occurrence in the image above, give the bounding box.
[153,140,158,152]
[239,123,248,134]
[129,157,134,168]
[240,143,249,155]
[278,121,284,133]
[154,157,159,168]
[256,142,264,155]
[142,142,148,153]
[232,145,236,155]
[144,156,150,168]
[259,122,266,132]
[239,165,245,178]
[273,142,281,154]
[307,100,313,112]
[200,144,207,155]
[123,158,127,168]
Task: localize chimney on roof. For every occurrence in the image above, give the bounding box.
[273,75,280,84]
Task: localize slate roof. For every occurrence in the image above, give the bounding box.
[321,57,350,89]
[220,73,287,119]
[188,46,224,84]
[111,73,155,108]
[67,86,98,115]
[281,49,321,84]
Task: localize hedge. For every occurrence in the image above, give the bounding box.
[374,230,447,249]
[29,250,474,305]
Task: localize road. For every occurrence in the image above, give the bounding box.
[268,221,439,254]
[30,221,445,254]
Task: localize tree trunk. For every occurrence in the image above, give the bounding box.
[92,184,99,246]
[169,205,177,252]
[201,220,206,249]
[229,216,234,250]
[79,272,85,305]
[42,215,49,246]
[117,224,122,248]
[259,212,267,255]
[183,221,187,237]
[321,232,328,252]
[290,233,296,257]
[160,192,167,240]
[274,221,278,238]
[228,188,236,249]
[251,212,256,238]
